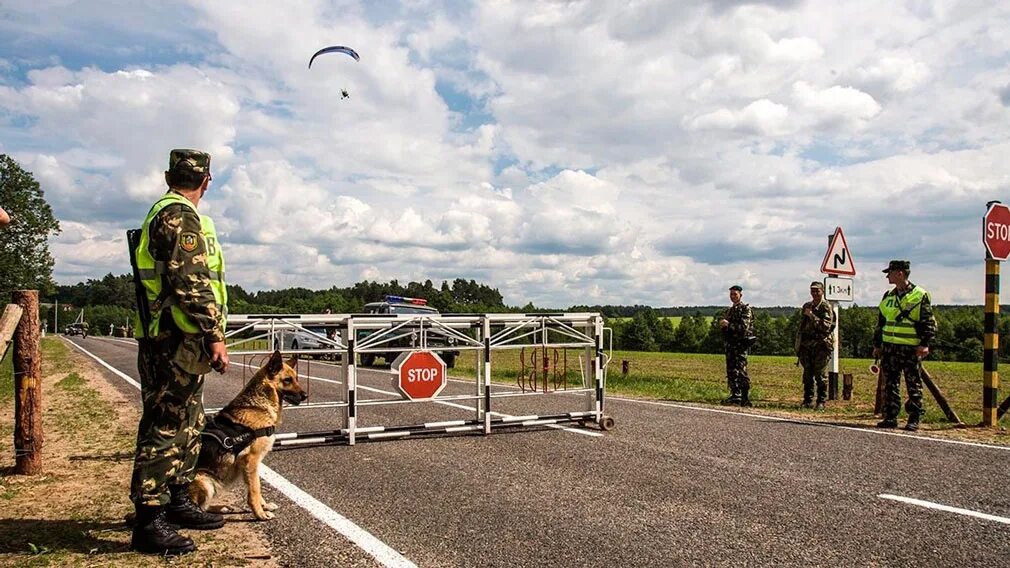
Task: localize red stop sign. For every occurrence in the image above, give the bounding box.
[392,351,447,400]
[984,203,1010,260]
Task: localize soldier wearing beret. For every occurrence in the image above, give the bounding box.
[796,281,835,410]
[872,260,936,431]
[129,149,230,555]
[720,285,755,406]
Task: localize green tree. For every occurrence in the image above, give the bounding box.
[0,155,61,295]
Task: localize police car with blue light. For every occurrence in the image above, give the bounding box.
[358,295,460,368]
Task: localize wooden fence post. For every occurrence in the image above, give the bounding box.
[12,290,43,475]
[1,304,24,362]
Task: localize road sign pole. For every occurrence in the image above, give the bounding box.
[982,200,1010,427]
[983,256,999,427]
[829,302,840,400]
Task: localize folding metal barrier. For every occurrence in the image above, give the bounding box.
[223,313,613,446]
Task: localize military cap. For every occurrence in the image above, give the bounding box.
[810,281,824,290]
[882,260,910,273]
[729,285,743,292]
[168,149,211,175]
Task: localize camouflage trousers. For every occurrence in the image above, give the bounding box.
[725,344,750,394]
[880,342,924,421]
[130,338,206,507]
[798,345,830,404]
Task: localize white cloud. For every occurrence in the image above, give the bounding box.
[686,98,791,135]
[791,81,881,130]
[4,1,1010,307]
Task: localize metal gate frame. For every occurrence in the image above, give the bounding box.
[224,312,613,446]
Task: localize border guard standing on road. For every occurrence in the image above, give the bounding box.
[128,149,230,555]
[872,260,935,431]
[720,285,754,406]
[797,281,835,410]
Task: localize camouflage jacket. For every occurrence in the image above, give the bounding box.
[149,200,226,343]
[723,302,754,345]
[797,298,835,351]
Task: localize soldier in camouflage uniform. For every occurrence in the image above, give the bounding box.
[720,285,754,406]
[872,260,936,432]
[797,281,835,410]
[130,149,230,555]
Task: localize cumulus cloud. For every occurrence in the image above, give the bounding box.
[3,1,1010,307]
[685,98,791,135]
[791,81,881,130]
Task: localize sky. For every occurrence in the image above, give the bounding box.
[2,0,1009,308]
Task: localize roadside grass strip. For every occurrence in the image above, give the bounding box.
[878,494,1010,525]
[66,337,418,568]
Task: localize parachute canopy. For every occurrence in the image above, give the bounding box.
[308,46,360,68]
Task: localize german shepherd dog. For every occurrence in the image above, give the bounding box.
[189,350,307,520]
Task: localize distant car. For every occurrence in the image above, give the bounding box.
[282,326,341,359]
[358,296,459,368]
[64,322,89,338]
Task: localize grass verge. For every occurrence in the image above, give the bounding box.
[454,347,1010,443]
[0,337,277,567]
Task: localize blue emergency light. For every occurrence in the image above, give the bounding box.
[385,295,428,305]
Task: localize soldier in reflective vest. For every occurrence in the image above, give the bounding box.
[129,149,230,555]
[872,260,935,432]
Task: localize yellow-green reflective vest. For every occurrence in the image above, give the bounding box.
[133,192,227,338]
[878,286,928,346]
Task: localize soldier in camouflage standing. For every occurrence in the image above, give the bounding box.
[129,149,230,555]
[796,281,835,410]
[720,285,754,406]
[872,260,935,432]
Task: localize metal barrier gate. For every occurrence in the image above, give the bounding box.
[223,313,613,446]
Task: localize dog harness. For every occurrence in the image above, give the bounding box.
[200,413,275,457]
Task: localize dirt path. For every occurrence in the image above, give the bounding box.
[0,338,278,566]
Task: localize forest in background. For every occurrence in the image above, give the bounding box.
[42,273,999,362]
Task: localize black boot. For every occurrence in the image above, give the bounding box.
[721,389,741,405]
[739,387,753,407]
[876,418,898,429]
[131,505,195,555]
[904,415,920,432]
[166,484,224,530]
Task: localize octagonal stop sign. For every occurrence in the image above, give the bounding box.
[984,202,1010,260]
[392,350,447,400]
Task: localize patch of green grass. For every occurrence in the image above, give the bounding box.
[0,346,11,405]
[56,372,86,389]
[40,337,73,375]
[51,371,117,434]
[457,348,988,425]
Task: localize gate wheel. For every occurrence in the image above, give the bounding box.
[600,416,615,431]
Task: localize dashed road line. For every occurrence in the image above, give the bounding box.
[878,494,1010,525]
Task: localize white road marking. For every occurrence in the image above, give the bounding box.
[63,337,416,568]
[878,494,1010,525]
[96,338,1010,449]
[65,340,141,389]
[607,396,1010,452]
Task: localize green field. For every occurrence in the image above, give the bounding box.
[611,316,713,327]
[454,348,989,427]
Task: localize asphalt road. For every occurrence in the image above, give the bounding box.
[66,336,1010,567]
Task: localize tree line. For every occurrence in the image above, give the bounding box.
[40,272,1000,362]
[608,305,998,362]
